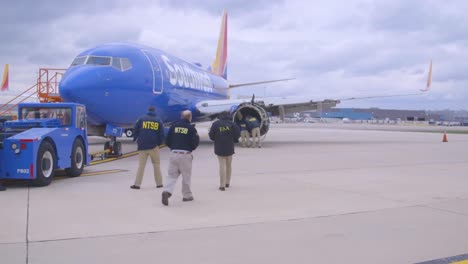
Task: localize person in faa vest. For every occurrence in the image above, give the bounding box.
[209,111,240,191]
[131,106,165,190]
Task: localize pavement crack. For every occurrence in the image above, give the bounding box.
[26,186,30,264]
[421,204,468,217]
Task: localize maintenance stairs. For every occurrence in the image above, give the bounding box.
[0,68,66,116]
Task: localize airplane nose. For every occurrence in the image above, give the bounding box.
[60,68,96,102]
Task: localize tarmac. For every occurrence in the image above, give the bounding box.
[2,123,468,264]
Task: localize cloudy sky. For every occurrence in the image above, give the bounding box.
[1,0,467,110]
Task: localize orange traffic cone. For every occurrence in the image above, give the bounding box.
[442,131,448,142]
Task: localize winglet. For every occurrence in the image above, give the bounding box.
[421,60,432,92]
[210,10,228,79]
[1,64,8,91]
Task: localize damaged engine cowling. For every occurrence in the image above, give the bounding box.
[231,102,270,136]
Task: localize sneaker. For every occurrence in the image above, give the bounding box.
[156,185,163,188]
[182,197,194,202]
[130,185,140,190]
[219,187,226,191]
[162,191,171,206]
[225,184,230,188]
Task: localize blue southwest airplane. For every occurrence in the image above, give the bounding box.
[58,11,430,155]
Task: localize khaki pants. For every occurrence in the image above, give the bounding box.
[240,130,250,147]
[218,155,232,187]
[164,152,193,199]
[134,146,163,187]
[251,127,261,147]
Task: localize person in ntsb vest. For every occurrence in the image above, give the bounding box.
[161,110,199,206]
[131,106,165,190]
[238,117,251,148]
[246,115,261,148]
[209,111,240,191]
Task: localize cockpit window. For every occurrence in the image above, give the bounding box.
[121,58,132,71]
[112,58,122,70]
[86,56,111,66]
[69,55,131,70]
[71,56,87,66]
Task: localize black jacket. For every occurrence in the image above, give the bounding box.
[133,112,165,151]
[238,120,250,131]
[209,115,241,156]
[165,119,199,151]
[246,116,260,128]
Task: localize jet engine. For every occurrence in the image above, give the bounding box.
[232,102,270,136]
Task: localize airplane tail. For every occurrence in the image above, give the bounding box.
[421,60,432,92]
[210,11,228,79]
[1,64,8,91]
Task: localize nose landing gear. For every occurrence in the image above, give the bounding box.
[104,136,122,158]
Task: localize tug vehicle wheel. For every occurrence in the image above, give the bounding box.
[66,139,85,177]
[31,141,56,187]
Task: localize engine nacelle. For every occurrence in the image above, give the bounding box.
[232,102,270,136]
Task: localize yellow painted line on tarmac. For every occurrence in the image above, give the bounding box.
[54,169,127,180]
[418,254,468,264]
[81,169,127,177]
[89,151,139,166]
[88,145,167,166]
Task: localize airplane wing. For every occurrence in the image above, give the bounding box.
[195,96,341,117]
[195,91,427,118]
[194,88,428,138]
[228,78,295,88]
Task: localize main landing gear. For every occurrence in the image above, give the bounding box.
[124,129,133,138]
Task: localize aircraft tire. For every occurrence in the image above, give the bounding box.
[113,142,122,156]
[65,139,85,177]
[31,141,56,187]
[125,129,133,138]
[104,141,111,159]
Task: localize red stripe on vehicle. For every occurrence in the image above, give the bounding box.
[30,163,34,179]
